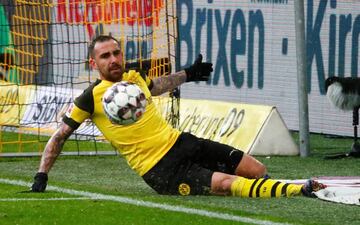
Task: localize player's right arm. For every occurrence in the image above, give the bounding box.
[38,122,74,173]
[31,122,75,192]
[31,83,94,192]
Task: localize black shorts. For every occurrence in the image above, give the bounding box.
[142,132,244,195]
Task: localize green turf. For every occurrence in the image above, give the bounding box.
[0,132,359,225]
[0,183,243,225]
[0,130,113,153]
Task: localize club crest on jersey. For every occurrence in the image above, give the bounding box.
[178,183,191,196]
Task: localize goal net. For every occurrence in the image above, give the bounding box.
[0,0,179,156]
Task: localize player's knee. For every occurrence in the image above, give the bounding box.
[235,154,268,178]
[254,163,267,178]
[248,162,267,178]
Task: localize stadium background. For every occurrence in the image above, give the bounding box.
[0,0,359,153]
[0,2,359,224]
[178,0,359,137]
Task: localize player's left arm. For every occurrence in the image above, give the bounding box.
[150,54,213,96]
[150,70,187,96]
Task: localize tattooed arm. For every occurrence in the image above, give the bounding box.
[31,122,75,192]
[38,122,75,173]
[150,70,187,96]
[149,54,213,96]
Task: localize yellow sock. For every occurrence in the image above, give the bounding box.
[231,177,303,198]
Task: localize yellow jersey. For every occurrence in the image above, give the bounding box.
[63,70,181,176]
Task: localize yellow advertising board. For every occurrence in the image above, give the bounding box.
[0,84,298,155]
[0,82,35,125]
[177,99,273,152]
[154,97,298,155]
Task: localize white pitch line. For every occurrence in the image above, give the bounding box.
[0,178,291,225]
[0,197,90,202]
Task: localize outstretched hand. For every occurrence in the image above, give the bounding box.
[184,54,213,82]
[31,172,48,192]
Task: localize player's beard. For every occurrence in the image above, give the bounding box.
[102,65,124,82]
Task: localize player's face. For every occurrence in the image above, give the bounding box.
[90,40,124,82]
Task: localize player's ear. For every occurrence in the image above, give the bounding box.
[89,57,97,70]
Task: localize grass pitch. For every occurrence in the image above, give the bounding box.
[0,132,359,225]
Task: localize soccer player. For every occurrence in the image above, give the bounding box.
[31,35,325,197]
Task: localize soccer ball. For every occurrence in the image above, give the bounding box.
[102,81,147,125]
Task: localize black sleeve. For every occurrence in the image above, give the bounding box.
[62,80,100,129]
[73,80,99,114]
[63,116,81,130]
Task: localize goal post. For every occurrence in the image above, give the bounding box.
[0,0,179,156]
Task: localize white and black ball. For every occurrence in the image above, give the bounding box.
[102,81,146,125]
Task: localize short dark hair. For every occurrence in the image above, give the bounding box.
[88,35,121,57]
